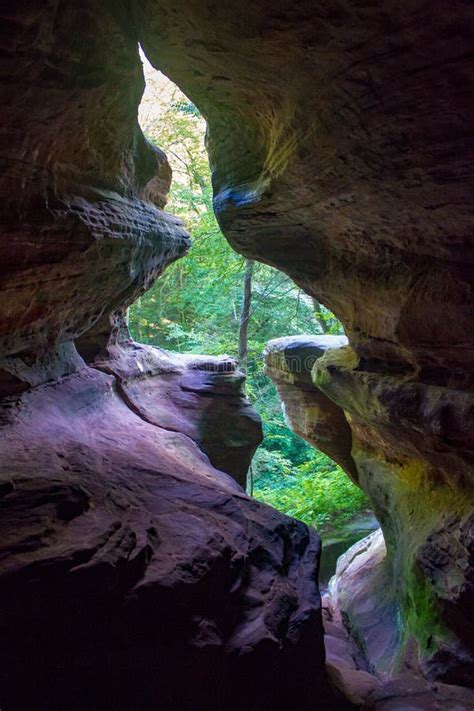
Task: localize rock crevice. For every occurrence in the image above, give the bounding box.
[0,0,473,705]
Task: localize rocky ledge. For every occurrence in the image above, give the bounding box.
[265,335,474,686]
[0,342,339,710]
[325,533,474,710]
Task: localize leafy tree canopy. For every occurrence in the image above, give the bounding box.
[130,55,369,533]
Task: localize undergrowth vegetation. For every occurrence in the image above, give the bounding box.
[253,449,368,532]
[130,55,369,533]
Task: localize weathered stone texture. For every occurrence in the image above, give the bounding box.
[93,340,263,487]
[0,347,333,710]
[0,1,189,390]
[135,5,474,679]
[135,0,474,382]
[0,0,473,705]
[265,336,474,684]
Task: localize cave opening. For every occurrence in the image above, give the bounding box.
[133,52,380,588]
[1,4,473,708]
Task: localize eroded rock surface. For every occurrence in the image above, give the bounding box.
[0,4,340,707]
[0,348,334,710]
[136,0,474,385]
[92,340,263,487]
[135,3,474,685]
[1,0,473,705]
[265,336,474,684]
[0,2,189,392]
[265,336,357,480]
[316,345,474,685]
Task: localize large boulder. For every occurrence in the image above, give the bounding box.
[92,340,263,488]
[0,346,335,710]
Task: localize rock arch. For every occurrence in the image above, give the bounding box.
[0,1,472,707]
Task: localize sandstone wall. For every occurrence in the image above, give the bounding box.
[133,0,474,686]
[0,0,473,704]
[265,336,473,684]
[0,2,336,707]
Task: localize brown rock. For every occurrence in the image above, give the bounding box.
[136,0,474,384]
[264,336,357,480]
[137,3,474,684]
[0,2,189,392]
[327,662,379,708]
[1,0,474,705]
[0,361,333,710]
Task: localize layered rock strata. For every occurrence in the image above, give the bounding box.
[0,344,338,710]
[1,0,473,705]
[265,335,474,685]
[0,4,338,704]
[139,4,473,683]
[0,1,188,394]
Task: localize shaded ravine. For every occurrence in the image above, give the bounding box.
[0,3,473,708]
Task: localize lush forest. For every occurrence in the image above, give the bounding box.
[130,57,368,533]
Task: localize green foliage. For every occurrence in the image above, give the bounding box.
[131,57,368,533]
[253,449,369,532]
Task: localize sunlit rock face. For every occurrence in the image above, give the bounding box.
[265,336,474,684]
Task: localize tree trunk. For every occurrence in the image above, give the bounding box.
[247,463,254,497]
[135,298,143,341]
[238,259,254,372]
[312,298,329,334]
